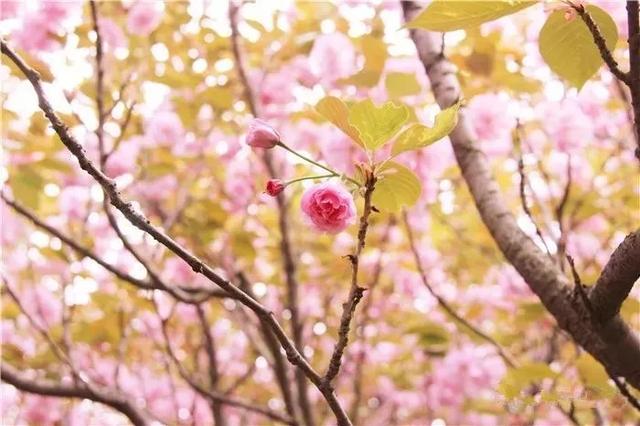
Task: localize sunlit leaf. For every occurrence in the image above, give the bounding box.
[385,72,422,98]
[348,99,410,150]
[406,0,536,32]
[372,161,421,212]
[315,96,364,148]
[391,102,460,156]
[575,354,616,397]
[539,5,618,89]
[499,362,558,399]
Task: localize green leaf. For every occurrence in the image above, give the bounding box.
[406,0,536,32]
[348,100,410,150]
[315,96,365,148]
[407,320,451,353]
[11,168,44,210]
[391,102,460,156]
[341,36,386,87]
[385,72,422,98]
[539,5,618,89]
[575,354,616,397]
[499,362,558,400]
[372,161,421,212]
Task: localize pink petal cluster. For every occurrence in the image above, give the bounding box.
[10,0,81,52]
[145,111,184,146]
[127,1,163,36]
[309,33,356,86]
[466,93,516,156]
[300,181,356,234]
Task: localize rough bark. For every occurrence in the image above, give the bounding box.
[590,230,640,322]
[402,1,640,390]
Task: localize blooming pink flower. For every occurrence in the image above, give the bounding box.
[0,1,21,20]
[98,18,127,50]
[58,185,90,220]
[466,93,516,156]
[300,181,356,233]
[12,15,57,52]
[127,1,163,36]
[309,33,356,85]
[145,111,184,146]
[540,98,593,153]
[265,179,285,196]
[23,395,62,425]
[245,119,280,149]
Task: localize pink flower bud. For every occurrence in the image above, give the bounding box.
[245,119,280,149]
[265,179,285,196]
[300,181,356,234]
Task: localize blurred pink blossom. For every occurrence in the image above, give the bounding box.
[127,1,163,36]
[145,111,184,147]
[309,32,357,86]
[466,93,516,156]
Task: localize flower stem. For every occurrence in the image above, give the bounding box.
[285,174,336,185]
[277,142,361,187]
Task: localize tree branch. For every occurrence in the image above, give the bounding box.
[323,174,376,385]
[626,0,640,159]
[1,192,230,302]
[196,304,227,426]
[589,230,640,322]
[1,37,351,424]
[571,3,630,85]
[401,212,517,368]
[1,363,150,426]
[154,302,295,425]
[228,4,314,424]
[238,273,298,422]
[401,1,640,390]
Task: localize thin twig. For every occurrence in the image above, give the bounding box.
[349,218,393,424]
[401,212,517,368]
[196,304,227,426]
[1,192,229,302]
[555,155,572,271]
[228,3,316,423]
[323,175,377,385]
[515,125,553,258]
[570,2,630,85]
[154,301,295,425]
[609,374,640,412]
[566,255,593,316]
[237,273,298,423]
[625,0,640,159]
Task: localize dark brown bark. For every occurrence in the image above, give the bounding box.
[590,230,640,322]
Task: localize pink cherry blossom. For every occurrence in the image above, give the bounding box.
[466,93,517,156]
[127,1,163,36]
[309,32,357,85]
[300,181,356,234]
[58,185,90,220]
[0,1,21,20]
[145,111,185,146]
[12,15,57,52]
[98,18,127,50]
[539,98,593,153]
[23,395,63,425]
